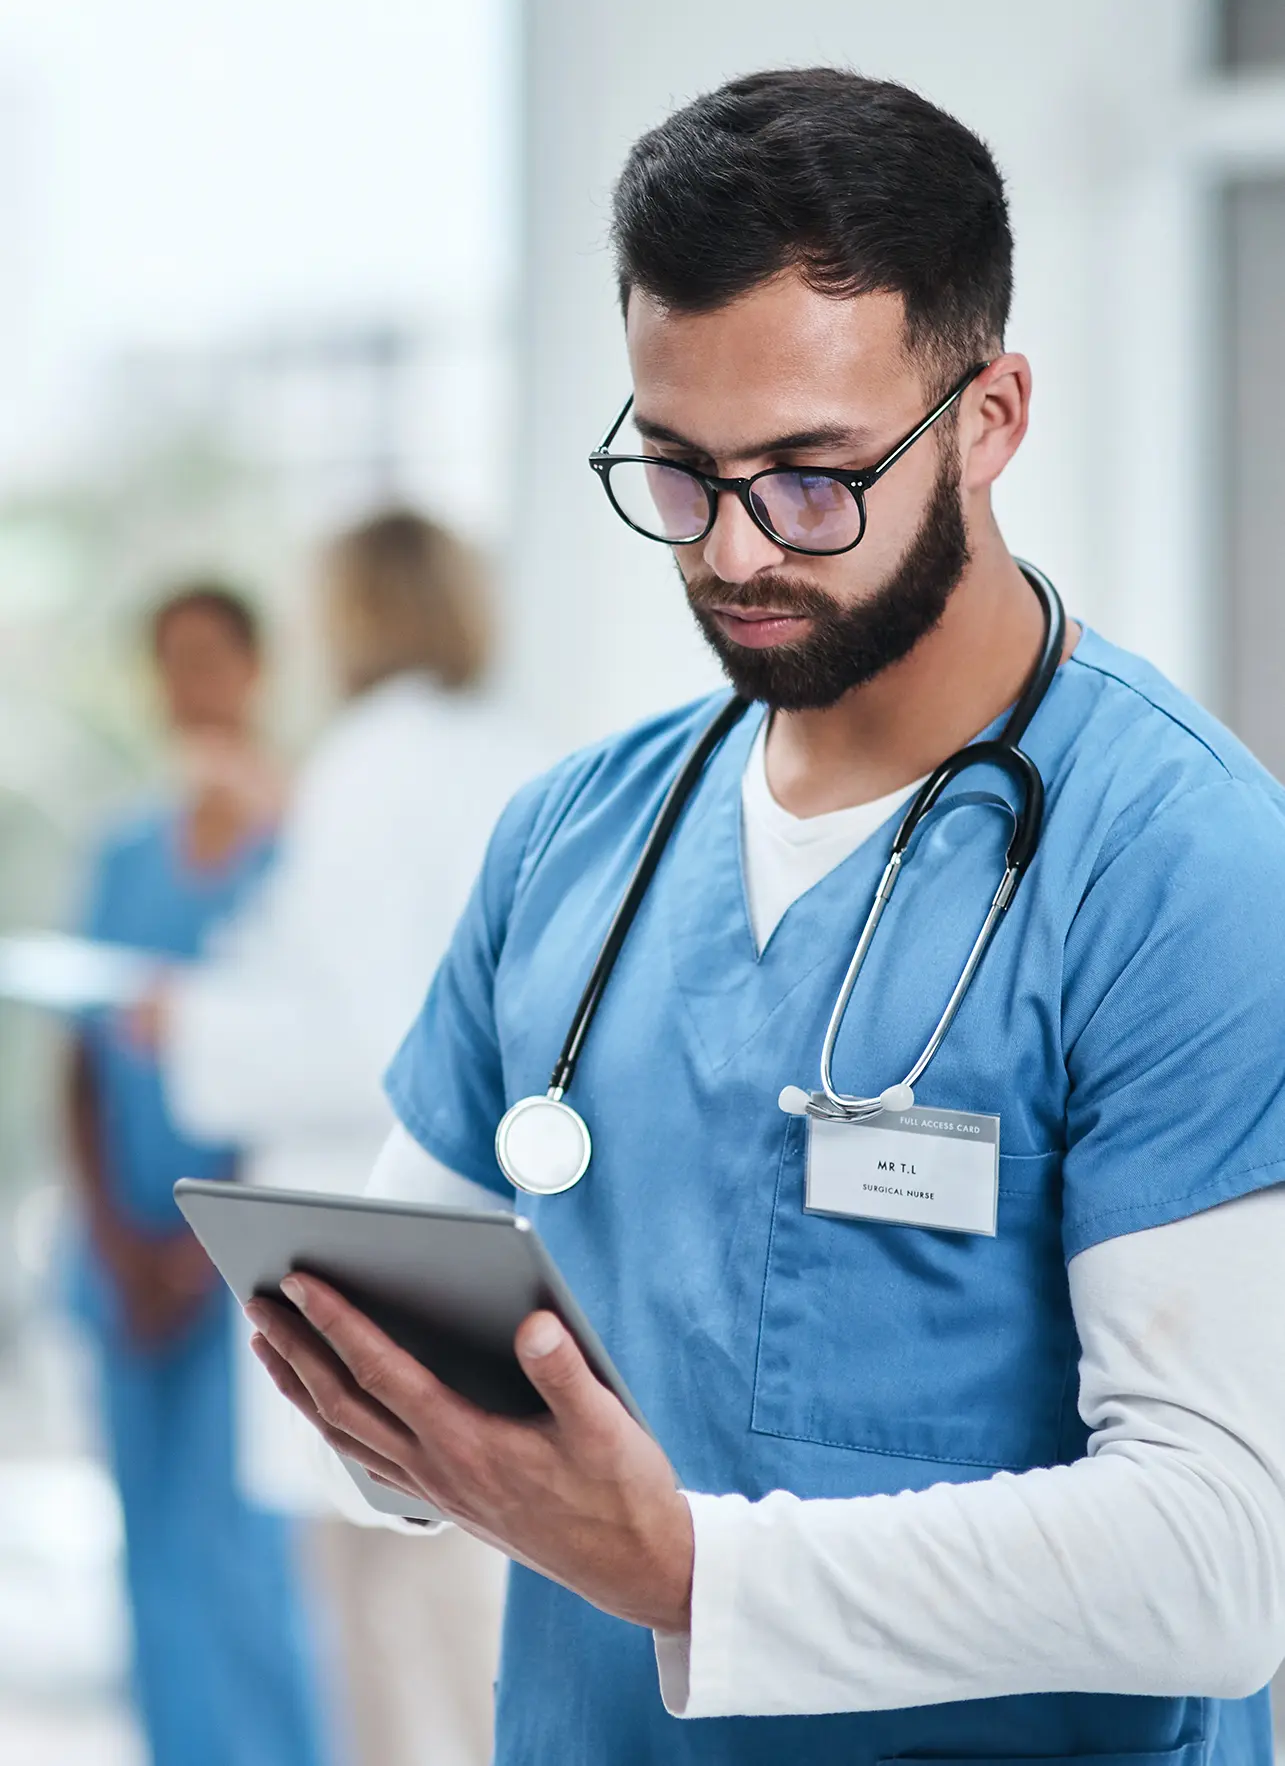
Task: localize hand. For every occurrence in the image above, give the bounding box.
[153,1230,218,1309]
[245,1278,695,1634]
[119,986,169,1054]
[100,1225,217,1348]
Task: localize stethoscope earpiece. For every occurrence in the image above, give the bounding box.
[777,1081,916,1122]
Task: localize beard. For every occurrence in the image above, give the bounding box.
[684,446,970,712]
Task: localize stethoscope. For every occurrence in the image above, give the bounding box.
[494,563,1066,1194]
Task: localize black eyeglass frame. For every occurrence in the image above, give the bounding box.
[588,361,988,557]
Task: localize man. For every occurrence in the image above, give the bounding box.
[247,70,1285,1764]
[67,585,323,1766]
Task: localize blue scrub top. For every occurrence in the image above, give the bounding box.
[78,806,275,1242]
[387,627,1285,1766]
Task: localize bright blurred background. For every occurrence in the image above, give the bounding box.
[1,1,1284,1759]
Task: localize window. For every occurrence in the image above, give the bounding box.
[1219,179,1285,781]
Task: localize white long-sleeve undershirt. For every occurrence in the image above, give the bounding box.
[659,1184,1285,1715]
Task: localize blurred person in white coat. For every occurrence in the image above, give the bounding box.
[153,511,538,1766]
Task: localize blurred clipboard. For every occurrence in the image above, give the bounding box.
[0,933,163,1012]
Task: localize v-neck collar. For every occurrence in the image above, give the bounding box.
[741,717,927,959]
[659,709,904,1073]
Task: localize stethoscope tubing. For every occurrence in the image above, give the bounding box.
[498,690,753,1190]
[813,563,1064,1119]
[525,561,1065,1149]
[546,691,750,1098]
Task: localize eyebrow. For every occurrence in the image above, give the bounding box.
[632,414,874,457]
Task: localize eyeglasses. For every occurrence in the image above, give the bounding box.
[588,362,987,557]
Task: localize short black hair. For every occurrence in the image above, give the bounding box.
[150,581,262,656]
[612,68,1012,387]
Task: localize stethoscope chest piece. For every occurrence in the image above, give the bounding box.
[495,1094,592,1196]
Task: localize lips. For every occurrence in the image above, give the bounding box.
[706,606,812,649]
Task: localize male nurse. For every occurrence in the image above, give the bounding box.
[248,69,1285,1765]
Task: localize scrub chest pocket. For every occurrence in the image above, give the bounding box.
[751,1124,1076,1472]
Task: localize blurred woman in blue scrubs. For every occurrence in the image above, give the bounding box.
[65,585,326,1766]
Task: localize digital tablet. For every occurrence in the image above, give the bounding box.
[174,1179,647,1525]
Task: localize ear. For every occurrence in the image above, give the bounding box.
[960,353,1030,494]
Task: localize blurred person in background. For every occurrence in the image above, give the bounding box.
[149,512,531,1766]
[64,584,326,1766]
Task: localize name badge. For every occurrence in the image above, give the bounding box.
[805,1105,1000,1236]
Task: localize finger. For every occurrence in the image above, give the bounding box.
[514,1312,616,1434]
[277,1275,474,1438]
[368,1471,412,1491]
[247,1299,417,1466]
[250,1333,413,1489]
[249,1299,409,1443]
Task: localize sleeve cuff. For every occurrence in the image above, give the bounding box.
[654,1489,753,1718]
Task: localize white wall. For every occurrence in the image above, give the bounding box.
[509,0,1210,750]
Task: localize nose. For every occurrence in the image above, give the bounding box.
[699,487,786,585]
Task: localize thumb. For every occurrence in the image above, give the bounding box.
[515,1311,606,1430]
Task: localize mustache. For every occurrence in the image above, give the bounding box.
[683,570,837,619]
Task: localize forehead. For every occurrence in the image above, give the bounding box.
[625,275,917,451]
[157,608,247,657]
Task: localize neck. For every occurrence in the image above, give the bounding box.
[184,785,260,870]
[178,725,267,870]
[764,520,1075,818]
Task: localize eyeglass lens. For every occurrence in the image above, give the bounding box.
[752,472,862,549]
[607,459,863,551]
